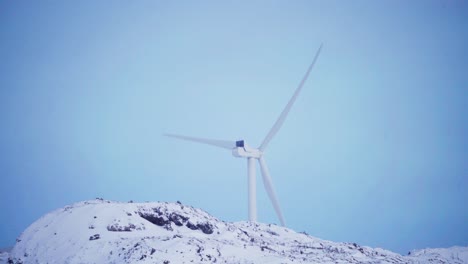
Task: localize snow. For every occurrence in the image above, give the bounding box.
[0,253,8,264]
[408,247,468,263]
[4,199,468,264]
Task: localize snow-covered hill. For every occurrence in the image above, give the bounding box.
[0,251,9,264]
[4,199,467,263]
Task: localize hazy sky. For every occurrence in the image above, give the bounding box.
[0,1,467,254]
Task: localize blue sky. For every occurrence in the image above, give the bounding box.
[0,1,467,254]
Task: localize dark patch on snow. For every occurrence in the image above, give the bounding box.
[89,234,100,241]
[186,221,198,230]
[169,213,188,226]
[240,229,249,237]
[107,223,136,232]
[152,207,164,216]
[196,245,203,254]
[163,223,173,231]
[139,213,169,226]
[197,222,214,234]
[260,246,276,252]
[138,206,214,235]
[350,242,365,254]
[267,230,279,236]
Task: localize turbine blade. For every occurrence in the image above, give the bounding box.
[259,44,323,151]
[258,157,286,226]
[164,133,236,150]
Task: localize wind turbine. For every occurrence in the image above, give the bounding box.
[166,45,323,226]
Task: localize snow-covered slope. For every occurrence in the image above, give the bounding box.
[0,252,9,264]
[5,199,468,264]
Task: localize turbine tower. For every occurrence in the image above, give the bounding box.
[166,45,323,226]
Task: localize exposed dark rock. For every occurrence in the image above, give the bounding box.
[163,223,173,231]
[197,222,214,234]
[107,223,136,232]
[169,213,189,226]
[89,234,100,241]
[241,229,248,236]
[267,230,279,236]
[152,207,164,216]
[139,213,169,226]
[169,213,183,226]
[351,243,365,254]
[186,221,198,230]
[196,245,203,254]
[261,246,275,252]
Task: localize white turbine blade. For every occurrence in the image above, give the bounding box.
[164,133,236,150]
[259,44,323,151]
[258,157,286,226]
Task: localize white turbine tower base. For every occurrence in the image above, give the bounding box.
[165,44,323,226]
[248,157,257,222]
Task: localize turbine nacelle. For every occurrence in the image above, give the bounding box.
[232,140,262,159]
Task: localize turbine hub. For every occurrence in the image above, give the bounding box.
[232,140,262,158]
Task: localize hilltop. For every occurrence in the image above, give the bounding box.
[4,199,467,263]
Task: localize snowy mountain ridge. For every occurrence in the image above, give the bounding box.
[4,199,467,264]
